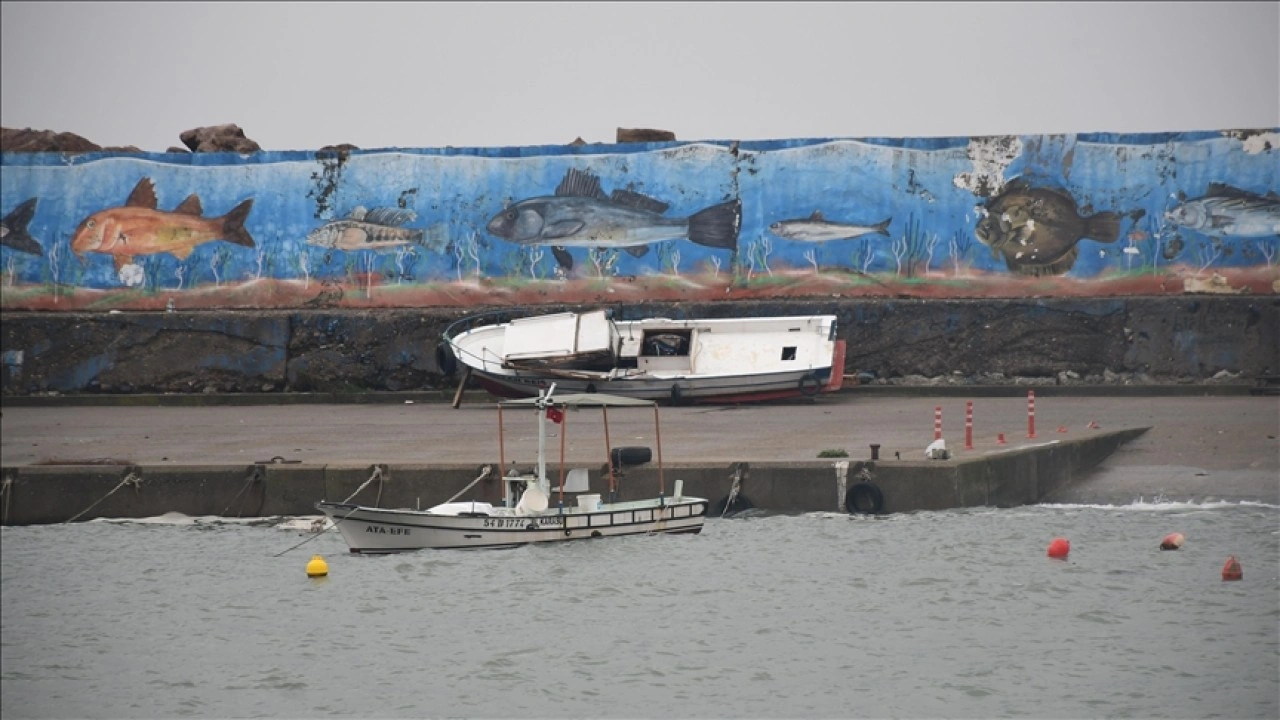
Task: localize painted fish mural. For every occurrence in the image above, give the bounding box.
[1164,183,1280,237]
[70,178,255,271]
[306,207,449,252]
[486,168,740,269]
[0,197,42,255]
[974,179,1122,276]
[769,211,892,242]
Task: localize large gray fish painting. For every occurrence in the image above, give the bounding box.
[307,207,449,252]
[0,197,42,255]
[768,211,891,242]
[1164,183,1280,237]
[974,179,1122,276]
[486,168,740,270]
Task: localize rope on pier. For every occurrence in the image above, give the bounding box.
[343,465,386,505]
[1,474,12,526]
[721,465,745,519]
[65,471,143,524]
[273,464,389,558]
[220,466,265,518]
[442,465,493,505]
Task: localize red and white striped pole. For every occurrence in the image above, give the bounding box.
[1027,390,1037,439]
[965,400,974,450]
[934,406,943,440]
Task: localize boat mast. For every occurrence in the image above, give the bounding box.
[535,383,556,496]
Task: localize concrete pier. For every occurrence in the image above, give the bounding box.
[2,393,1275,525]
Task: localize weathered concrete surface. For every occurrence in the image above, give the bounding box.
[2,297,1275,395]
[2,395,1275,524]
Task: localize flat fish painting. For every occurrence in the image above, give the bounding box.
[974,179,1122,276]
[1164,183,1280,237]
[306,207,449,252]
[486,167,740,270]
[1,197,42,255]
[768,211,891,242]
[70,178,254,271]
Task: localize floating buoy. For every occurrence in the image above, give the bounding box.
[1159,532,1185,550]
[1056,425,1068,433]
[306,554,329,578]
[1221,555,1243,581]
[1047,537,1070,560]
[997,433,1007,445]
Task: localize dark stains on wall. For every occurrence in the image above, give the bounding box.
[1,298,1275,396]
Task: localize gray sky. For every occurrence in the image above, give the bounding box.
[2,1,1277,152]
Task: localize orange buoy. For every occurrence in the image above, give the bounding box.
[1222,555,1243,581]
[1047,537,1070,560]
[1159,532,1185,550]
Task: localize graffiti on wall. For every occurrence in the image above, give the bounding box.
[1,129,1276,310]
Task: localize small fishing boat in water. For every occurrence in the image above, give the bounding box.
[442,309,844,405]
[316,386,708,552]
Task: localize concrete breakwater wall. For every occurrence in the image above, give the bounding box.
[0,429,1145,526]
[1,297,1276,396]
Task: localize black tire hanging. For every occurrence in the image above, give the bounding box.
[611,446,652,468]
[798,373,822,397]
[845,482,884,514]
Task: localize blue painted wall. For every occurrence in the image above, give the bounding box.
[1,130,1276,310]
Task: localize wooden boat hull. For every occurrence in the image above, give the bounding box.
[316,498,709,553]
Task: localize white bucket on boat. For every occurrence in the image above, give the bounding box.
[577,493,601,512]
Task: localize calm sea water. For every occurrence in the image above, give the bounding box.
[2,501,1277,720]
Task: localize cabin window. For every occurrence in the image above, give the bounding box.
[781,346,797,361]
[642,330,691,357]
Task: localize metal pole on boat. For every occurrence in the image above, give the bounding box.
[497,402,507,506]
[602,405,616,503]
[558,405,567,510]
[653,405,665,501]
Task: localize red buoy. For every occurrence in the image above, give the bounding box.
[1047,537,1070,560]
[1222,556,1243,581]
[1159,532,1185,550]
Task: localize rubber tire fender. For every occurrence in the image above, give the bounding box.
[845,482,884,515]
[611,446,652,468]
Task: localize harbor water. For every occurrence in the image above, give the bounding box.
[2,501,1277,719]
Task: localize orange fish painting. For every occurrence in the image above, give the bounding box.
[70,178,254,271]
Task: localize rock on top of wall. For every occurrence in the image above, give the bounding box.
[178,124,262,153]
[0,127,102,153]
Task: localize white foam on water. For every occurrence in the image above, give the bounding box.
[1039,498,1279,512]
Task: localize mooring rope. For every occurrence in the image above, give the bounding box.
[442,465,492,505]
[1,475,13,526]
[220,467,263,518]
[721,465,744,519]
[274,465,386,557]
[343,465,385,504]
[66,472,142,524]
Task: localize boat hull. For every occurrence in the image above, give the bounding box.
[447,313,845,404]
[316,498,709,552]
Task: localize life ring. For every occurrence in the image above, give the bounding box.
[798,373,822,397]
[845,482,884,514]
[435,343,458,376]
